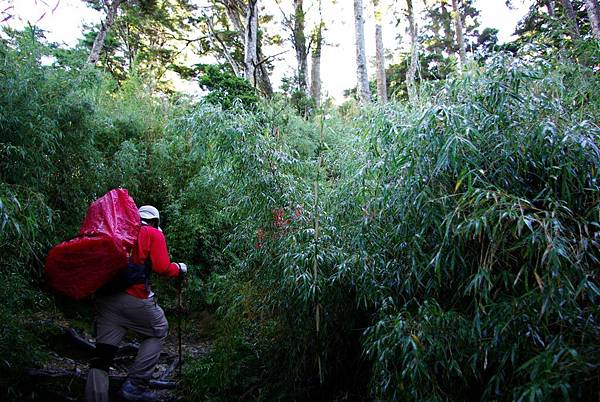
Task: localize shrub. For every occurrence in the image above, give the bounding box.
[0,273,54,399]
[355,53,600,400]
[197,64,258,110]
[183,52,600,401]
[2,26,599,402]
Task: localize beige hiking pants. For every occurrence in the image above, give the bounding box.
[96,292,169,380]
[85,292,169,401]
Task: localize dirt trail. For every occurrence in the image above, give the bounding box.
[25,317,212,402]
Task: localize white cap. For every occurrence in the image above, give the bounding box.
[139,205,160,221]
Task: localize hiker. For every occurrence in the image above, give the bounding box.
[85,205,187,402]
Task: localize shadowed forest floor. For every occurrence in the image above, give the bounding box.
[19,312,213,402]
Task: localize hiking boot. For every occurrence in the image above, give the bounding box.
[120,379,157,402]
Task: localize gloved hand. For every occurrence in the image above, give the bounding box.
[177,263,187,277]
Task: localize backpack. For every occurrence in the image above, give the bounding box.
[96,255,152,296]
[44,189,141,300]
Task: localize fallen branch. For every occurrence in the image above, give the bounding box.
[64,327,171,358]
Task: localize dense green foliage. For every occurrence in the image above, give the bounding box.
[81,0,198,89]
[196,64,259,109]
[0,28,215,396]
[180,49,600,401]
[357,53,600,400]
[1,21,599,402]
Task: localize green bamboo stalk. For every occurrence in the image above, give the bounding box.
[313,114,325,385]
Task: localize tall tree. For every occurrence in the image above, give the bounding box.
[429,0,454,54]
[121,1,198,78]
[86,0,127,65]
[451,0,466,68]
[310,5,324,106]
[293,0,309,92]
[373,0,387,103]
[559,0,580,38]
[217,0,273,95]
[421,1,476,55]
[584,0,600,39]
[354,0,371,104]
[406,0,418,103]
[82,0,200,89]
[244,0,259,86]
[275,0,316,95]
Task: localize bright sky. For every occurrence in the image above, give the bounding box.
[1,0,532,101]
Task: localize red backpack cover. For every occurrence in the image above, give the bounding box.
[44,189,141,300]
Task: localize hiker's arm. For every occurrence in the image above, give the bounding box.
[149,231,180,278]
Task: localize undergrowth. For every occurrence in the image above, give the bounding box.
[184,52,600,401]
[1,27,599,402]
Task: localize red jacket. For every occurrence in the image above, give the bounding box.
[126,225,181,299]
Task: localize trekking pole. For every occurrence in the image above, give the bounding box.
[177,276,183,379]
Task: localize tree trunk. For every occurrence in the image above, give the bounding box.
[373,0,387,103]
[585,0,600,39]
[255,54,274,96]
[440,1,453,53]
[310,20,323,106]
[87,0,124,65]
[406,0,419,104]
[293,0,308,93]
[244,0,259,87]
[451,0,466,69]
[560,0,581,38]
[353,0,371,104]
[222,0,272,96]
[223,0,245,33]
